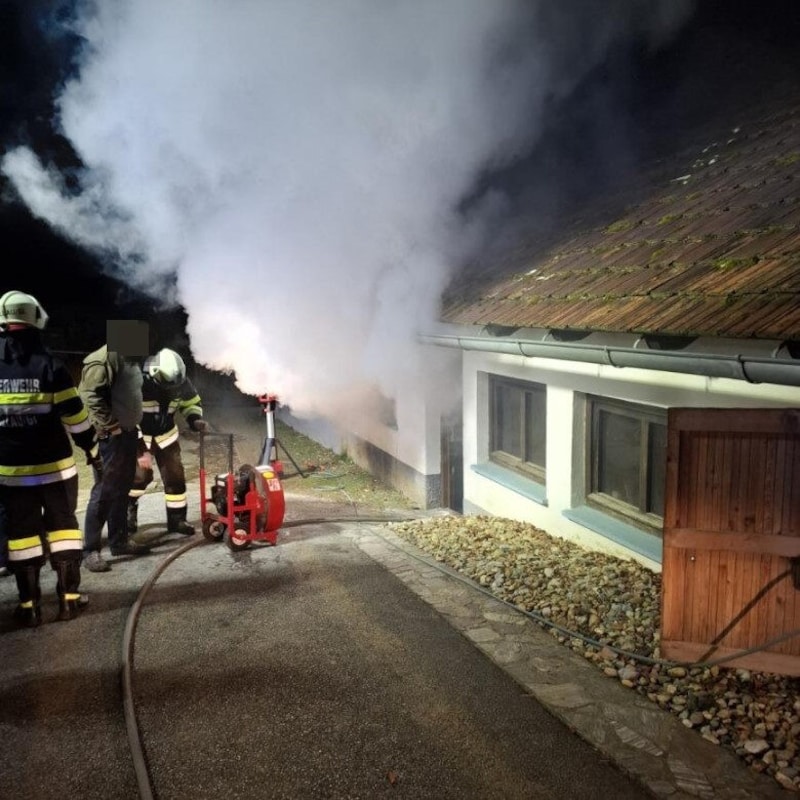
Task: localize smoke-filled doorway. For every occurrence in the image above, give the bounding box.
[441,409,464,513]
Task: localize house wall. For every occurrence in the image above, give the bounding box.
[344,390,443,508]
[280,348,461,509]
[462,349,799,571]
[281,398,441,508]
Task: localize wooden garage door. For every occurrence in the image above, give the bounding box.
[662,407,800,675]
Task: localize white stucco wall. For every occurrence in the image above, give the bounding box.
[341,347,460,476]
[462,350,800,570]
[281,346,461,506]
[283,392,439,474]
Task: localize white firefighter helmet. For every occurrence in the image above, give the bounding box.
[0,290,49,330]
[145,348,186,387]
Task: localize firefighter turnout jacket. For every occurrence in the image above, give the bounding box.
[0,329,96,485]
[139,375,203,448]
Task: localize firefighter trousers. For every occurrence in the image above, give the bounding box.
[128,440,188,527]
[0,476,83,604]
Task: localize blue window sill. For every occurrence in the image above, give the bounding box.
[563,506,662,564]
[471,462,548,506]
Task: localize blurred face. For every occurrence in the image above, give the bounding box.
[107,320,150,357]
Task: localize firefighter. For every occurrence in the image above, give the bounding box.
[80,330,152,573]
[0,290,97,625]
[127,348,208,536]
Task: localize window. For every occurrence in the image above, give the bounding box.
[489,377,546,482]
[588,397,666,529]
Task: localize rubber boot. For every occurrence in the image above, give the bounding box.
[127,499,139,535]
[13,564,42,628]
[167,507,195,536]
[55,558,83,621]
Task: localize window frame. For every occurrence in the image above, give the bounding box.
[489,376,546,484]
[586,396,666,532]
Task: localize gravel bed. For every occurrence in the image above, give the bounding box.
[388,515,800,794]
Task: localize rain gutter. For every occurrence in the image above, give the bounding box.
[418,331,800,387]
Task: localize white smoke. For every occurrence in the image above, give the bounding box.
[2,0,692,418]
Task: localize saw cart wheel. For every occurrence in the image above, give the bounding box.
[202,518,224,542]
[225,526,251,552]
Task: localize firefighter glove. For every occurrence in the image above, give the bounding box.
[192,419,210,433]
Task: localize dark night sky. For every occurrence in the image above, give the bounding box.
[0,1,99,295]
[0,0,182,350]
[1,0,799,353]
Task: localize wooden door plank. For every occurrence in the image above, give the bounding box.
[661,639,800,676]
[763,434,780,535]
[772,557,791,655]
[711,433,725,531]
[696,554,711,643]
[768,558,791,655]
[660,548,685,641]
[666,529,800,556]
[778,435,792,535]
[688,552,708,642]
[727,434,743,533]
[739,434,756,534]
[720,432,734,532]
[721,552,740,649]
[707,548,722,647]
[750,556,768,650]
[696,432,709,530]
[728,552,749,649]
[753,435,769,535]
[669,408,800,434]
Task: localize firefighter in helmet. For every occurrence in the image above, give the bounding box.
[0,290,97,625]
[127,348,208,536]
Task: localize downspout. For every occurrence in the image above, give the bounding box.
[417,332,800,387]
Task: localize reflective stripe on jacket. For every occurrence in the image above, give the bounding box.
[0,330,95,485]
[139,375,203,448]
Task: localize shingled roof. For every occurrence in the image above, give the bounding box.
[442,94,800,342]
